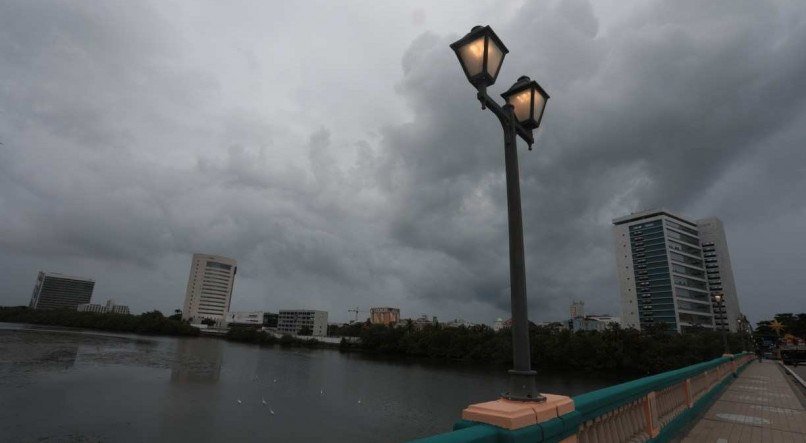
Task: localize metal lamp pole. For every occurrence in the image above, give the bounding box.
[478,86,538,401]
[450,26,550,402]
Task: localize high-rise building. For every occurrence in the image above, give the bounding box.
[697,217,742,333]
[277,310,328,336]
[182,254,237,323]
[29,272,95,310]
[613,210,715,332]
[370,307,400,325]
[570,301,585,318]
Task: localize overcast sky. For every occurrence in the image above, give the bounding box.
[1,0,804,325]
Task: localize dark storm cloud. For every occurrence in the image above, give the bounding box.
[1,0,804,323]
[378,0,806,320]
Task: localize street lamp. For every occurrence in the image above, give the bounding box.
[450,26,550,402]
[450,25,508,89]
[737,316,748,351]
[714,293,729,354]
[502,76,550,131]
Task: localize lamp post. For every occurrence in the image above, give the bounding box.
[450,26,550,402]
[714,293,729,354]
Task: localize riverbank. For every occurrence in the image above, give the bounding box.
[225,325,340,348]
[0,306,751,377]
[0,306,199,336]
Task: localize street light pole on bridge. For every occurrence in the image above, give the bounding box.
[450,26,550,402]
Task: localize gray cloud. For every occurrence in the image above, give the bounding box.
[1,0,805,324]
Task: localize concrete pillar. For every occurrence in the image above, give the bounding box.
[461,393,574,430]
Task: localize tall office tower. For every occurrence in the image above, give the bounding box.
[697,217,742,333]
[613,210,715,332]
[182,254,237,323]
[29,271,95,310]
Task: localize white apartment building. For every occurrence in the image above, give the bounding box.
[697,217,742,333]
[225,311,278,328]
[77,299,130,315]
[277,310,328,337]
[77,303,106,313]
[182,254,237,322]
[109,304,131,315]
[569,315,621,332]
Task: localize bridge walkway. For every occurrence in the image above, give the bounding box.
[680,360,806,442]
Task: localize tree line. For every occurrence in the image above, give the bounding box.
[336,321,750,376]
[755,313,806,339]
[225,326,322,347]
[3,305,778,376]
[0,306,199,336]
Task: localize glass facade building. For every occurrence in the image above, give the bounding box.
[614,210,717,332]
[29,272,95,310]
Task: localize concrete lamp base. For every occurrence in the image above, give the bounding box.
[461,394,574,430]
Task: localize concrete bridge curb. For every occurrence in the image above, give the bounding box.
[411,353,754,443]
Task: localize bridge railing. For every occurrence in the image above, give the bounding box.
[412,352,754,443]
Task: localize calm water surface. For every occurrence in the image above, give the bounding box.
[0,323,613,442]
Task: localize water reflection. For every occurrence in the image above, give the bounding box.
[0,329,79,377]
[171,337,223,382]
[1,325,617,442]
[159,338,226,441]
[35,344,79,370]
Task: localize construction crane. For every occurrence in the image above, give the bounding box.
[348,307,362,323]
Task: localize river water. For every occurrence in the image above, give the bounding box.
[0,323,612,442]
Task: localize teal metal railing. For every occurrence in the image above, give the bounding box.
[412,352,754,443]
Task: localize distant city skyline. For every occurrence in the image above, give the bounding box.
[2,1,806,325]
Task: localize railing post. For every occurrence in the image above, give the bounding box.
[723,353,737,377]
[684,378,693,408]
[643,392,660,438]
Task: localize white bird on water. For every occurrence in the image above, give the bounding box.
[269,408,276,415]
[237,399,243,405]
[357,399,362,404]
[273,378,277,383]
[320,388,324,396]
[261,398,267,405]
